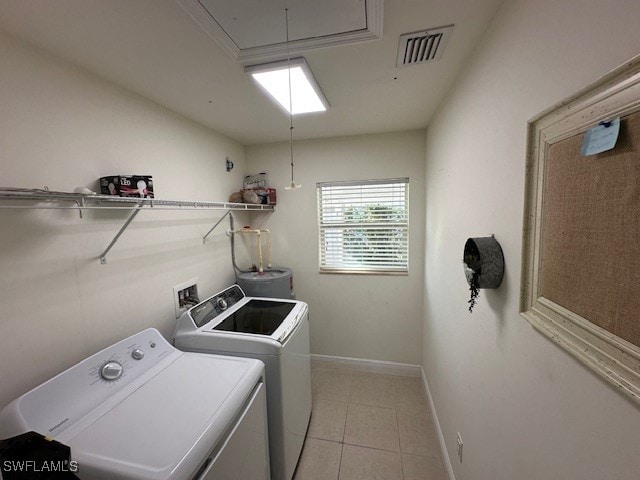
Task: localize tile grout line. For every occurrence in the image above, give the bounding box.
[341,440,401,454]
[337,441,344,480]
[395,398,405,480]
[337,371,351,480]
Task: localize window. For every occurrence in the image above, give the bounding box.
[317,178,409,274]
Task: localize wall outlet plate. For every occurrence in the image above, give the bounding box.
[173,277,199,319]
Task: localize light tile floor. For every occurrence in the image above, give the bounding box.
[294,362,447,480]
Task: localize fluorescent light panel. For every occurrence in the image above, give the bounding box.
[246,58,329,114]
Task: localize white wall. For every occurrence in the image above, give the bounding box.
[0,32,251,408]
[422,1,640,479]
[246,131,425,365]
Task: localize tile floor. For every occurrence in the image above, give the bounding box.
[293,361,447,480]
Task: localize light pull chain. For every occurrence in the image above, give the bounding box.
[284,7,301,190]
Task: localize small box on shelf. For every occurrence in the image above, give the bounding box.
[243,173,268,190]
[99,176,154,198]
[256,188,277,205]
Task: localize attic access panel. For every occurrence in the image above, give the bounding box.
[178,0,383,61]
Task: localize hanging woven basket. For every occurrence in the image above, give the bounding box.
[463,236,504,289]
[463,236,504,312]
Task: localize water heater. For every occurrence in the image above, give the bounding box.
[236,267,295,299]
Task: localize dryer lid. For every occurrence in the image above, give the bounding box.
[0,328,264,480]
[66,353,263,480]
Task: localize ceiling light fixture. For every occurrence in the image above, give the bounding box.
[246,57,328,115]
[246,8,327,190]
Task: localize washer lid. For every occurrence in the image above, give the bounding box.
[66,353,263,480]
[212,299,295,335]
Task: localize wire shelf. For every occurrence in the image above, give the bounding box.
[0,190,274,211]
[0,189,275,263]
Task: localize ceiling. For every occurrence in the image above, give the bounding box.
[0,0,503,145]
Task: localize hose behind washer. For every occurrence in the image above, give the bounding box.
[230,213,252,276]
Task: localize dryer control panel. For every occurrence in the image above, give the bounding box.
[0,329,176,439]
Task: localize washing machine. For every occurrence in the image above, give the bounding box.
[0,328,269,480]
[173,284,311,480]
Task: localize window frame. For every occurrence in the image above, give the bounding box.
[316,178,409,275]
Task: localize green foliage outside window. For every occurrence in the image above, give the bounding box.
[342,204,407,266]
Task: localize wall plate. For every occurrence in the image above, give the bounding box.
[173,277,199,319]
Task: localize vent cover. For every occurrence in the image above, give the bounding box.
[396,25,454,67]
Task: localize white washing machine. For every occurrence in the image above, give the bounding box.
[0,328,269,480]
[173,285,311,480]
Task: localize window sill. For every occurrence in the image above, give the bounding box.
[319,269,408,276]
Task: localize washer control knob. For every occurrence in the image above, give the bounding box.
[100,361,123,381]
[217,298,228,310]
[131,349,144,360]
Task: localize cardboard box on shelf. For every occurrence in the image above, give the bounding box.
[99,176,154,198]
[252,188,276,205]
[243,173,268,190]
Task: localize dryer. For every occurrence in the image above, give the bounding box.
[0,328,269,480]
[173,285,311,480]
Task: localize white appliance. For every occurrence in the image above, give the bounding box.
[173,285,311,480]
[0,328,270,480]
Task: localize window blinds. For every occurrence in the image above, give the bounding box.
[316,178,409,273]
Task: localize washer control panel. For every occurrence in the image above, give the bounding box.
[190,285,246,327]
[217,298,228,311]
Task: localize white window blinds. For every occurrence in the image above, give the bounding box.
[317,178,409,274]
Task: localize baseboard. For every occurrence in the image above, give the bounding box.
[421,367,456,480]
[310,354,422,377]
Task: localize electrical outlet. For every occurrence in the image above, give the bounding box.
[456,432,463,462]
[173,277,199,319]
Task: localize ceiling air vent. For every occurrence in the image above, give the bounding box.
[397,25,454,67]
